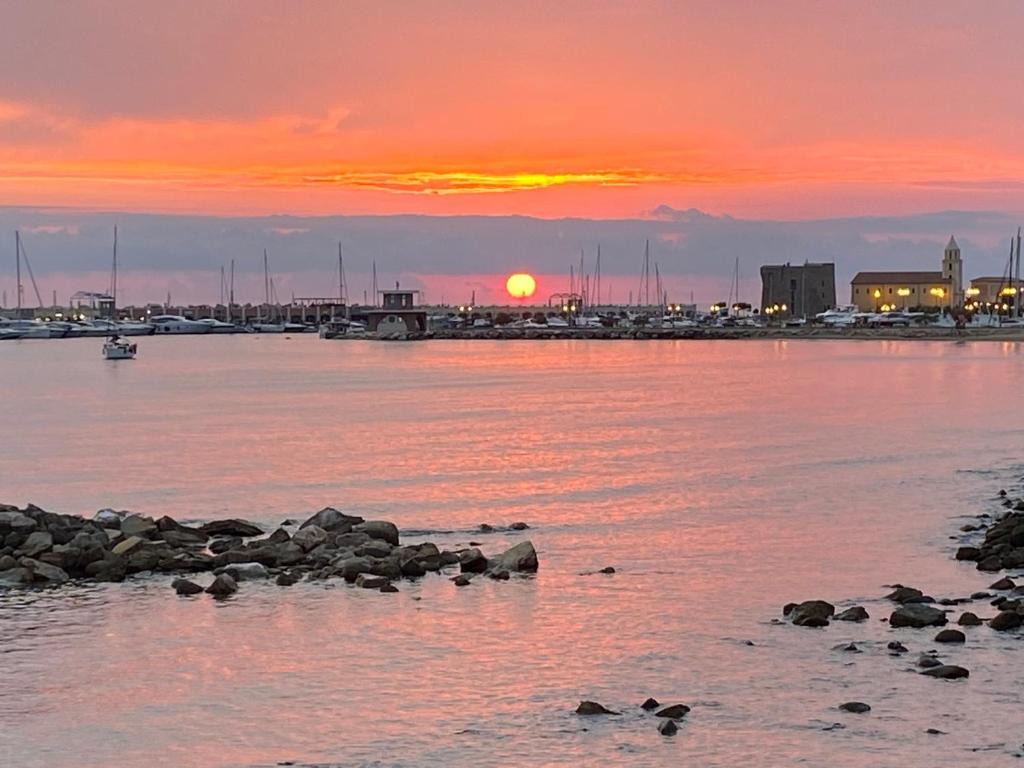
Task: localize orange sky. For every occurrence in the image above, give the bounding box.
[2,1,1024,219]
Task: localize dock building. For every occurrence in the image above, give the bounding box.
[759,262,836,318]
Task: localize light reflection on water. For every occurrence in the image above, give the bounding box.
[1,336,1023,767]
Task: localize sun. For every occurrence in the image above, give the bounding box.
[506,273,537,299]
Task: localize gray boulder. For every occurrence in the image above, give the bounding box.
[355,573,388,589]
[353,520,400,546]
[334,556,373,582]
[989,611,1023,631]
[575,701,619,715]
[120,514,158,538]
[292,525,328,552]
[0,511,36,533]
[655,704,690,719]
[223,562,269,581]
[21,557,69,584]
[839,702,871,713]
[886,586,924,603]
[18,531,53,558]
[934,629,965,643]
[657,720,678,736]
[789,600,835,627]
[890,604,947,628]
[205,573,238,596]
[93,509,126,528]
[111,535,148,556]
[459,548,488,573]
[172,578,204,595]
[834,606,869,622]
[957,611,982,626]
[0,567,34,586]
[359,539,393,558]
[300,507,363,532]
[488,541,539,572]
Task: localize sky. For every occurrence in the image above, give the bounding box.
[2,1,1024,303]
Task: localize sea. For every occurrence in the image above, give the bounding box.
[1,335,1022,767]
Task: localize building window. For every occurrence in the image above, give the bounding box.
[888,288,893,294]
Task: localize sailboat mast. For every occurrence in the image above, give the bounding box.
[111,225,118,310]
[1016,227,1022,319]
[595,245,601,309]
[372,260,378,306]
[15,230,21,315]
[263,249,270,305]
[338,242,344,303]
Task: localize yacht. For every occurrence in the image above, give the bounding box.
[116,319,156,336]
[546,316,570,329]
[149,315,212,334]
[0,319,68,338]
[319,318,366,339]
[252,322,286,333]
[197,318,241,334]
[815,305,859,327]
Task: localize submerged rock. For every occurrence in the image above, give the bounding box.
[957,611,982,626]
[887,641,909,654]
[458,548,488,573]
[172,578,204,596]
[657,719,678,736]
[655,704,690,719]
[598,566,616,574]
[890,604,947,628]
[640,697,660,711]
[788,600,835,627]
[920,665,969,680]
[886,586,923,603]
[452,574,473,587]
[917,654,942,669]
[839,702,871,714]
[222,562,269,581]
[834,606,869,622]
[990,577,1016,591]
[275,572,301,586]
[488,541,538,573]
[934,629,966,643]
[575,701,619,716]
[205,573,238,596]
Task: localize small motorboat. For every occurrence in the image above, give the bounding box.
[102,336,137,360]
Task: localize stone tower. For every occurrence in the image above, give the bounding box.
[942,235,963,305]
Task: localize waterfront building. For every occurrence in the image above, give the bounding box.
[850,236,963,311]
[363,289,428,335]
[759,262,836,318]
[968,276,1022,305]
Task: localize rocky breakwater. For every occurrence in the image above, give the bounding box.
[954,505,1024,573]
[0,503,539,595]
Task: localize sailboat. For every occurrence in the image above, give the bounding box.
[253,249,286,332]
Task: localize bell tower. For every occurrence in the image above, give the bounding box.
[942,235,962,305]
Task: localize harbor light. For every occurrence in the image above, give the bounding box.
[873,289,881,299]
[965,287,980,297]
[929,287,946,298]
[1000,287,1018,296]
[897,288,910,297]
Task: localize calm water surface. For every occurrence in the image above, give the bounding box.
[1,336,1023,767]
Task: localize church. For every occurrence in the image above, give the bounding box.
[850,237,963,311]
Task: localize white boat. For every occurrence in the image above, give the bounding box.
[150,315,212,334]
[0,319,68,338]
[197,318,240,334]
[252,322,286,333]
[116,320,156,336]
[102,337,137,359]
[816,305,859,327]
[0,327,23,340]
[662,316,698,329]
[319,318,366,339]
[284,322,313,333]
[546,316,570,329]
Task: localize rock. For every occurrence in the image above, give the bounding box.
[990,577,1016,590]
[0,567,34,586]
[655,704,690,719]
[970,591,991,599]
[335,556,372,582]
[299,507,363,532]
[18,531,53,557]
[353,520,400,546]
[920,665,969,680]
[439,550,460,566]
[172,578,204,595]
[657,720,678,736]
[452,574,472,587]
[111,536,148,556]
[0,555,16,571]
[934,629,965,643]
[223,562,269,581]
[789,600,835,627]
[478,523,495,533]
[839,702,871,714]
[838,642,861,653]
[120,514,158,538]
[21,558,69,584]
[276,572,300,586]
[834,606,869,622]
[292,525,327,552]
[355,573,388,589]
[509,522,530,530]
[458,548,488,573]
[199,519,263,538]
[265,528,291,545]
[640,697,660,711]
[890,604,947,628]
[925,728,946,735]
[92,508,125,528]
[159,529,208,548]
[598,566,616,574]
[575,701,619,716]
[977,556,1002,572]
[380,583,400,593]
[359,539,393,558]
[489,540,539,572]
[988,610,1023,631]
[209,537,241,554]
[205,573,238,596]
[887,641,908,653]
[958,612,982,626]
[0,511,36,533]
[955,546,980,561]
[886,586,923,603]
[488,569,510,581]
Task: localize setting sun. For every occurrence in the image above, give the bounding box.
[505,273,537,299]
